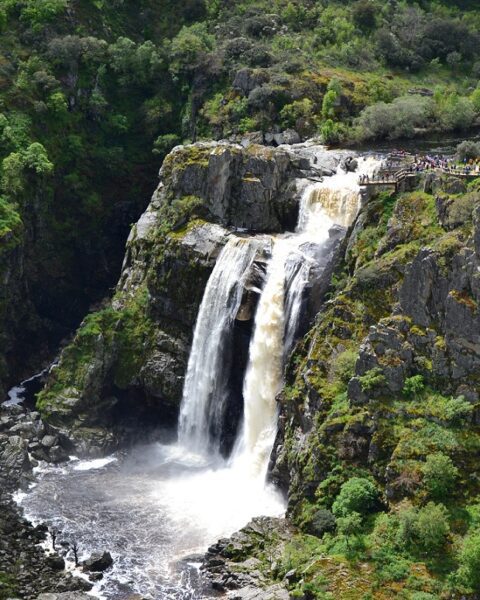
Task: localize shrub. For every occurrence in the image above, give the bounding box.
[352,0,377,31]
[456,140,480,162]
[153,134,180,157]
[415,502,449,552]
[306,509,337,537]
[378,503,450,554]
[337,512,363,538]
[359,368,386,393]
[224,37,252,60]
[355,95,433,141]
[422,453,458,499]
[332,349,358,385]
[279,98,314,131]
[438,96,475,131]
[332,477,379,517]
[169,23,214,74]
[456,532,480,590]
[443,395,473,424]
[319,119,347,145]
[403,375,425,399]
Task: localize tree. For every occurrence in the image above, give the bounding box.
[422,453,458,500]
[153,134,180,156]
[169,23,214,75]
[337,512,363,549]
[471,87,480,114]
[306,509,337,537]
[23,143,54,175]
[438,95,475,131]
[19,0,68,30]
[415,502,449,552]
[332,477,379,517]
[456,532,480,590]
[456,141,480,161]
[446,51,462,71]
[322,78,342,120]
[352,0,377,31]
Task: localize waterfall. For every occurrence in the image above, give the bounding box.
[233,155,379,476]
[179,154,379,475]
[178,236,259,456]
[232,239,290,475]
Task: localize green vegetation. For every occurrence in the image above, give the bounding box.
[234,174,480,598]
[2,0,480,387]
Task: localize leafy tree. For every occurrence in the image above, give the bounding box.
[18,0,68,29]
[306,509,336,537]
[437,95,475,131]
[153,134,180,156]
[422,453,458,500]
[279,98,314,131]
[23,143,54,175]
[169,23,214,75]
[352,0,377,31]
[337,512,363,548]
[456,532,480,590]
[332,477,379,517]
[356,96,433,141]
[415,503,449,553]
[322,78,342,120]
[471,87,480,114]
[456,141,480,161]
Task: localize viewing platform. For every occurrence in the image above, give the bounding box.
[359,152,480,193]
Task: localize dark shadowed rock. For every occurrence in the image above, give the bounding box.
[82,551,113,572]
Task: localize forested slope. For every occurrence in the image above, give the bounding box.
[1,0,480,403]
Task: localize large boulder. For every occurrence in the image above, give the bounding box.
[82,551,113,572]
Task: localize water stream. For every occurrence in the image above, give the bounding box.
[13,152,379,599]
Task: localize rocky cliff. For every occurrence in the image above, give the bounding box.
[36,142,328,454]
[217,175,480,599]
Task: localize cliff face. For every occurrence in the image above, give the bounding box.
[0,189,58,399]
[235,176,480,599]
[271,179,480,500]
[36,142,323,453]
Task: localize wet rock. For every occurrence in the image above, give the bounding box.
[240,132,264,147]
[48,445,69,464]
[280,129,301,145]
[1,435,30,472]
[37,594,96,600]
[41,435,58,449]
[46,555,66,570]
[82,551,113,572]
[340,155,358,172]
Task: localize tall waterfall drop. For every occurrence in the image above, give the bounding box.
[233,156,379,476]
[178,237,259,455]
[15,151,381,600]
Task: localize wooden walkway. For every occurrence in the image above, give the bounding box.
[360,166,480,192]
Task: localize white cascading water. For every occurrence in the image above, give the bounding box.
[233,156,379,476]
[178,236,259,455]
[17,152,380,600]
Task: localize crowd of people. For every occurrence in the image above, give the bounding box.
[358,151,480,186]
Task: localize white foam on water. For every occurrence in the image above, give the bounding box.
[73,457,117,471]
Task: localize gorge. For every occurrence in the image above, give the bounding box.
[1,1,480,598]
[10,145,377,599]
[2,136,480,600]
